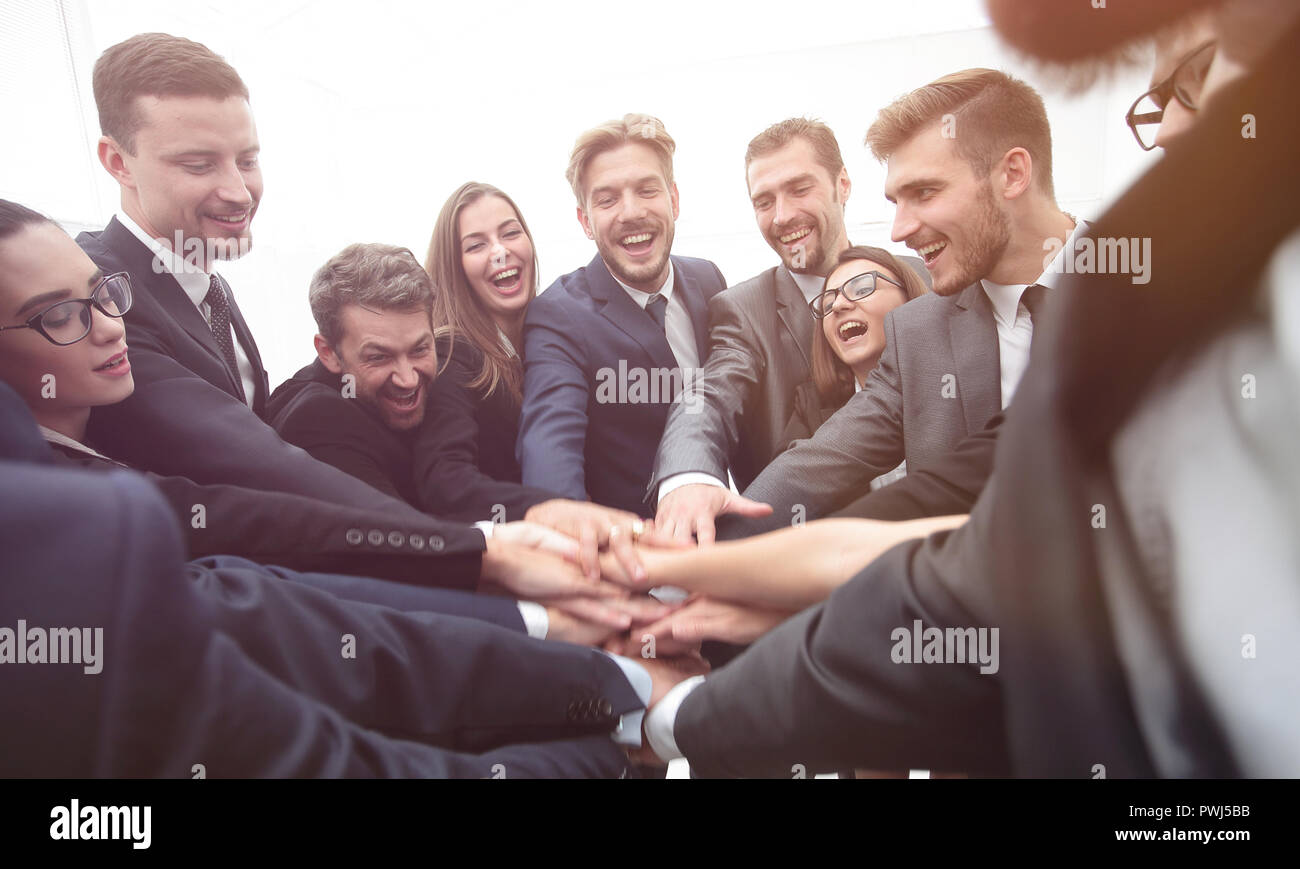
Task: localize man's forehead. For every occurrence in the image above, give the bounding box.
[884,127,962,189]
[747,140,832,189]
[132,95,257,140]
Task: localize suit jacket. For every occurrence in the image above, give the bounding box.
[718,280,1001,537]
[674,33,1300,776]
[413,336,557,522]
[0,459,642,777]
[650,265,813,496]
[518,254,726,516]
[267,358,422,505]
[76,219,450,528]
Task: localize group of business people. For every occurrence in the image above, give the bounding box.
[2,0,1297,777]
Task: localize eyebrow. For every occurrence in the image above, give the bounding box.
[462,219,523,241]
[590,176,662,198]
[358,334,432,355]
[884,178,945,204]
[14,268,102,318]
[164,146,261,160]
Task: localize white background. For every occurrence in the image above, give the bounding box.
[1,0,1160,386]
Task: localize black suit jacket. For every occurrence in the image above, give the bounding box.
[413,336,557,522]
[674,31,1300,777]
[75,220,469,541]
[267,358,422,505]
[0,459,642,777]
[518,254,726,516]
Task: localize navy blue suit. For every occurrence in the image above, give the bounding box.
[518,254,725,516]
[0,384,641,778]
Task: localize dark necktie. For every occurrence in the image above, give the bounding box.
[645,293,668,333]
[1020,283,1048,344]
[204,274,247,402]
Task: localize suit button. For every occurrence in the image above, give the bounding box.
[368,530,384,546]
[388,531,404,547]
[599,699,613,717]
[345,528,363,546]
[566,701,579,721]
[409,534,425,550]
[428,535,445,551]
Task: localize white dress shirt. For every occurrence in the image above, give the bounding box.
[611,260,699,370]
[116,211,259,407]
[980,219,1088,408]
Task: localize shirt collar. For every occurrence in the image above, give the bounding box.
[115,210,215,307]
[611,259,675,307]
[981,218,1089,328]
[786,268,827,306]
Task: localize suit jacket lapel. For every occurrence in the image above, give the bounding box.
[773,267,813,371]
[221,276,269,411]
[673,259,712,363]
[585,254,678,371]
[104,219,237,381]
[949,281,1002,432]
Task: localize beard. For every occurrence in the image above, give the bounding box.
[600,223,675,290]
[933,183,1011,296]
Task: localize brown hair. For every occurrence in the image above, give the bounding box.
[308,243,434,349]
[565,113,676,206]
[93,32,249,154]
[865,68,1055,199]
[810,245,929,406]
[744,117,845,185]
[425,182,539,406]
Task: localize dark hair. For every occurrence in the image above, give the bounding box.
[309,243,434,349]
[810,245,929,406]
[745,117,846,185]
[0,199,53,241]
[93,33,249,154]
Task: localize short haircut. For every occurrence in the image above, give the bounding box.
[0,199,52,242]
[565,113,675,206]
[744,117,846,185]
[865,68,1055,198]
[810,245,929,407]
[93,32,249,154]
[309,243,434,349]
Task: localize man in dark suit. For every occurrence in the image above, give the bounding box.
[518,114,726,517]
[642,0,1300,777]
[712,69,1082,540]
[650,118,857,540]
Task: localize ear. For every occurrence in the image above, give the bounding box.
[836,167,852,205]
[97,136,136,189]
[314,334,344,374]
[576,205,594,240]
[669,182,680,221]
[999,147,1034,200]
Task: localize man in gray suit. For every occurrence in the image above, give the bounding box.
[649,118,856,543]
[713,69,1083,539]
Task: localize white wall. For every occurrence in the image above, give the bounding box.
[0,0,1159,386]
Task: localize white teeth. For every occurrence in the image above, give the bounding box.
[917,241,946,256]
[210,213,246,224]
[779,227,812,244]
[838,321,867,339]
[621,233,651,245]
[492,268,519,281]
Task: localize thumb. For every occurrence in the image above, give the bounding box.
[719,494,773,518]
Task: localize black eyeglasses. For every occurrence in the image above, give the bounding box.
[1125,40,1216,151]
[0,272,133,346]
[809,270,904,319]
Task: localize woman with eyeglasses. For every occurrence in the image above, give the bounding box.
[0,198,656,643]
[782,245,929,488]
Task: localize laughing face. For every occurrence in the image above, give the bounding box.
[821,257,910,381]
[577,142,679,293]
[458,194,534,324]
[317,304,437,432]
[105,95,262,269]
[747,137,851,276]
[884,122,1010,296]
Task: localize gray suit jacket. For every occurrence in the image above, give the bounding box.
[649,266,813,497]
[721,280,1001,536]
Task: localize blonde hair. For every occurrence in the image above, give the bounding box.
[865,68,1056,199]
[565,113,676,205]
